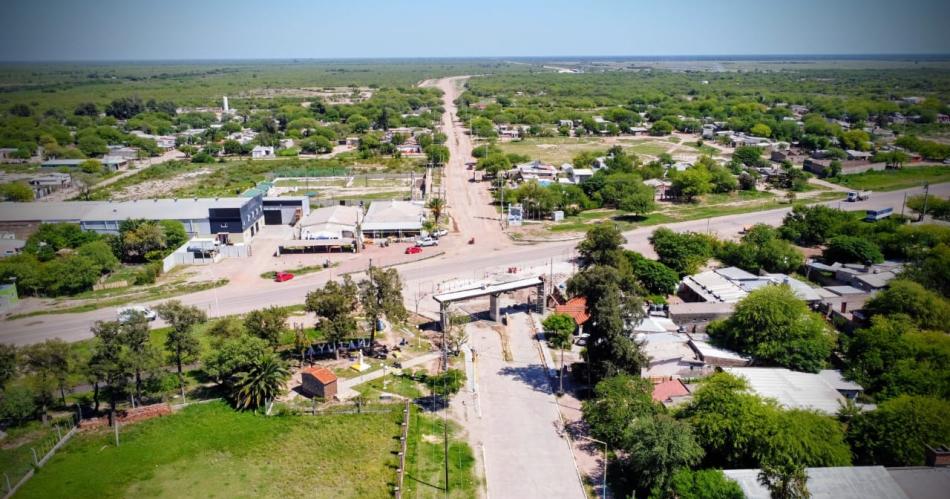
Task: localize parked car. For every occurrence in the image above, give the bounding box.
[417,237,439,247]
[275,272,295,282]
[432,229,448,238]
[574,333,590,346]
[405,246,423,255]
[118,305,157,323]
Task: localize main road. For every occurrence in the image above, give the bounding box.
[0,76,947,345]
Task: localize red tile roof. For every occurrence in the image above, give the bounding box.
[555,297,590,325]
[652,379,690,402]
[302,366,337,385]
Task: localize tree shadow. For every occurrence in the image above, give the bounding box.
[496,364,554,394]
[612,214,649,223]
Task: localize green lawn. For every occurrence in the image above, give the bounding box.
[353,374,425,401]
[830,165,950,191]
[18,402,403,499]
[404,405,478,498]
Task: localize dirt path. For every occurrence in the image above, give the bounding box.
[420,76,512,255]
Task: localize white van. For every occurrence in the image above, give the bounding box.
[117,305,157,323]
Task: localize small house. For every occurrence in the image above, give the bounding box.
[251,145,275,159]
[301,366,338,399]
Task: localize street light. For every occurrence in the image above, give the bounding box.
[577,435,608,499]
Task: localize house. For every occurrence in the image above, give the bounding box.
[638,331,711,381]
[397,144,423,156]
[299,205,362,241]
[724,466,910,499]
[27,172,71,198]
[300,366,338,399]
[631,315,678,335]
[643,178,672,200]
[560,164,594,184]
[251,145,275,159]
[554,296,589,334]
[130,131,176,149]
[804,260,902,292]
[668,301,736,333]
[361,200,426,238]
[846,149,873,161]
[701,124,717,139]
[41,158,127,172]
[687,337,750,367]
[106,146,140,160]
[558,119,574,129]
[723,367,865,415]
[651,378,690,406]
[0,148,20,162]
[515,160,558,182]
[803,158,887,177]
[678,267,823,304]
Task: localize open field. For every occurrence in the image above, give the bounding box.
[540,190,843,234]
[497,136,685,165]
[16,401,403,499]
[404,405,478,498]
[829,165,950,192]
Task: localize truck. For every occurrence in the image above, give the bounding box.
[847,191,871,202]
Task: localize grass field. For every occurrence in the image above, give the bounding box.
[830,165,950,191]
[497,137,674,165]
[404,405,478,498]
[17,402,403,499]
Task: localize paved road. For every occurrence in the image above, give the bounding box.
[458,312,585,498]
[1,182,945,345]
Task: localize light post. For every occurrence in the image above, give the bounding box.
[578,435,608,499]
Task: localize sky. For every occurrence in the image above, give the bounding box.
[2,0,949,61]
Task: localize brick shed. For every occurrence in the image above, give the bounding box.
[301,366,338,399]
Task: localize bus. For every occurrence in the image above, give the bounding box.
[865,207,893,221]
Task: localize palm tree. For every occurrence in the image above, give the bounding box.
[542,313,577,396]
[427,197,446,224]
[231,352,290,411]
[758,464,810,499]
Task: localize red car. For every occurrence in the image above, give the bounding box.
[405,246,422,255]
[274,272,295,282]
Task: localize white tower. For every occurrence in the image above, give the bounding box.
[223,96,230,113]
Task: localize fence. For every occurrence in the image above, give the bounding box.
[394,399,411,498]
[3,417,78,499]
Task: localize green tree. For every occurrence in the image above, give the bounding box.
[305,277,359,358]
[231,351,290,410]
[708,285,835,373]
[203,335,271,383]
[847,395,950,466]
[347,114,370,133]
[22,339,73,419]
[79,159,102,174]
[77,240,119,273]
[424,368,466,398]
[582,374,659,448]
[671,165,713,202]
[650,120,674,136]
[757,464,810,499]
[601,173,655,215]
[244,306,289,347]
[664,469,744,499]
[779,205,851,246]
[0,343,16,387]
[626,251,680,295]
[649,227,714,275]
[750,123,772,138]
[823,236,883,264]
[0,182,34,202]
[0,385,36,423]
[88,320,135,419]
[865,279,950,332]
[543,312,576,395]
[619,415,704,498]
[578,223,626,268]
[425,144,450,166]
[427,197,446,224]
[155,300,206,399]
[120,312,161,402]
[359,267,407,351]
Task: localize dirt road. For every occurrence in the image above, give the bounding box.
[421,76,512,254]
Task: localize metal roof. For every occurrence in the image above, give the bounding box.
[724,367,857,415]
[81,197,252,222]
[724,467,909,499]
[888,467,950,499]
[300,205,361,229]
[362,200,425,231]
[0,201,101,222]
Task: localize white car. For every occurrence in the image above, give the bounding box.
[118,305,157,323]
[417,237,439,247]
[432,229,448,238]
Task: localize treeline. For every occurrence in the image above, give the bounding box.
[0,221,186,296]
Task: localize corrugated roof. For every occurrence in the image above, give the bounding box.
[0,201,101,222]
[362,200,425,231]
[725,367,857,415]
[82,197,252,221]
[724,466,908,499]
[300,205,361,229]
[652,379,690,402]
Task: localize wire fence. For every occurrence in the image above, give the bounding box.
[3,416,78,499]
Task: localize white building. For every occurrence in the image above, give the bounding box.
[361,200,426,238]
[251,145,275,159]
[723,367,865,415]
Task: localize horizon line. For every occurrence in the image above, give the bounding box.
[2,53,950,64]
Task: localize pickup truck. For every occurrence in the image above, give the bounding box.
[847,191,871,202]
[416,237,439,247]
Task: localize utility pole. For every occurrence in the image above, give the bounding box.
[919,182,930,222]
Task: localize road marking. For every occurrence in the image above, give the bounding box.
[480,442,490,499]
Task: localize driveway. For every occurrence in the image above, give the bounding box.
[456,311,585,498]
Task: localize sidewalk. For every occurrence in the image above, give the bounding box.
[336,350,441,399]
